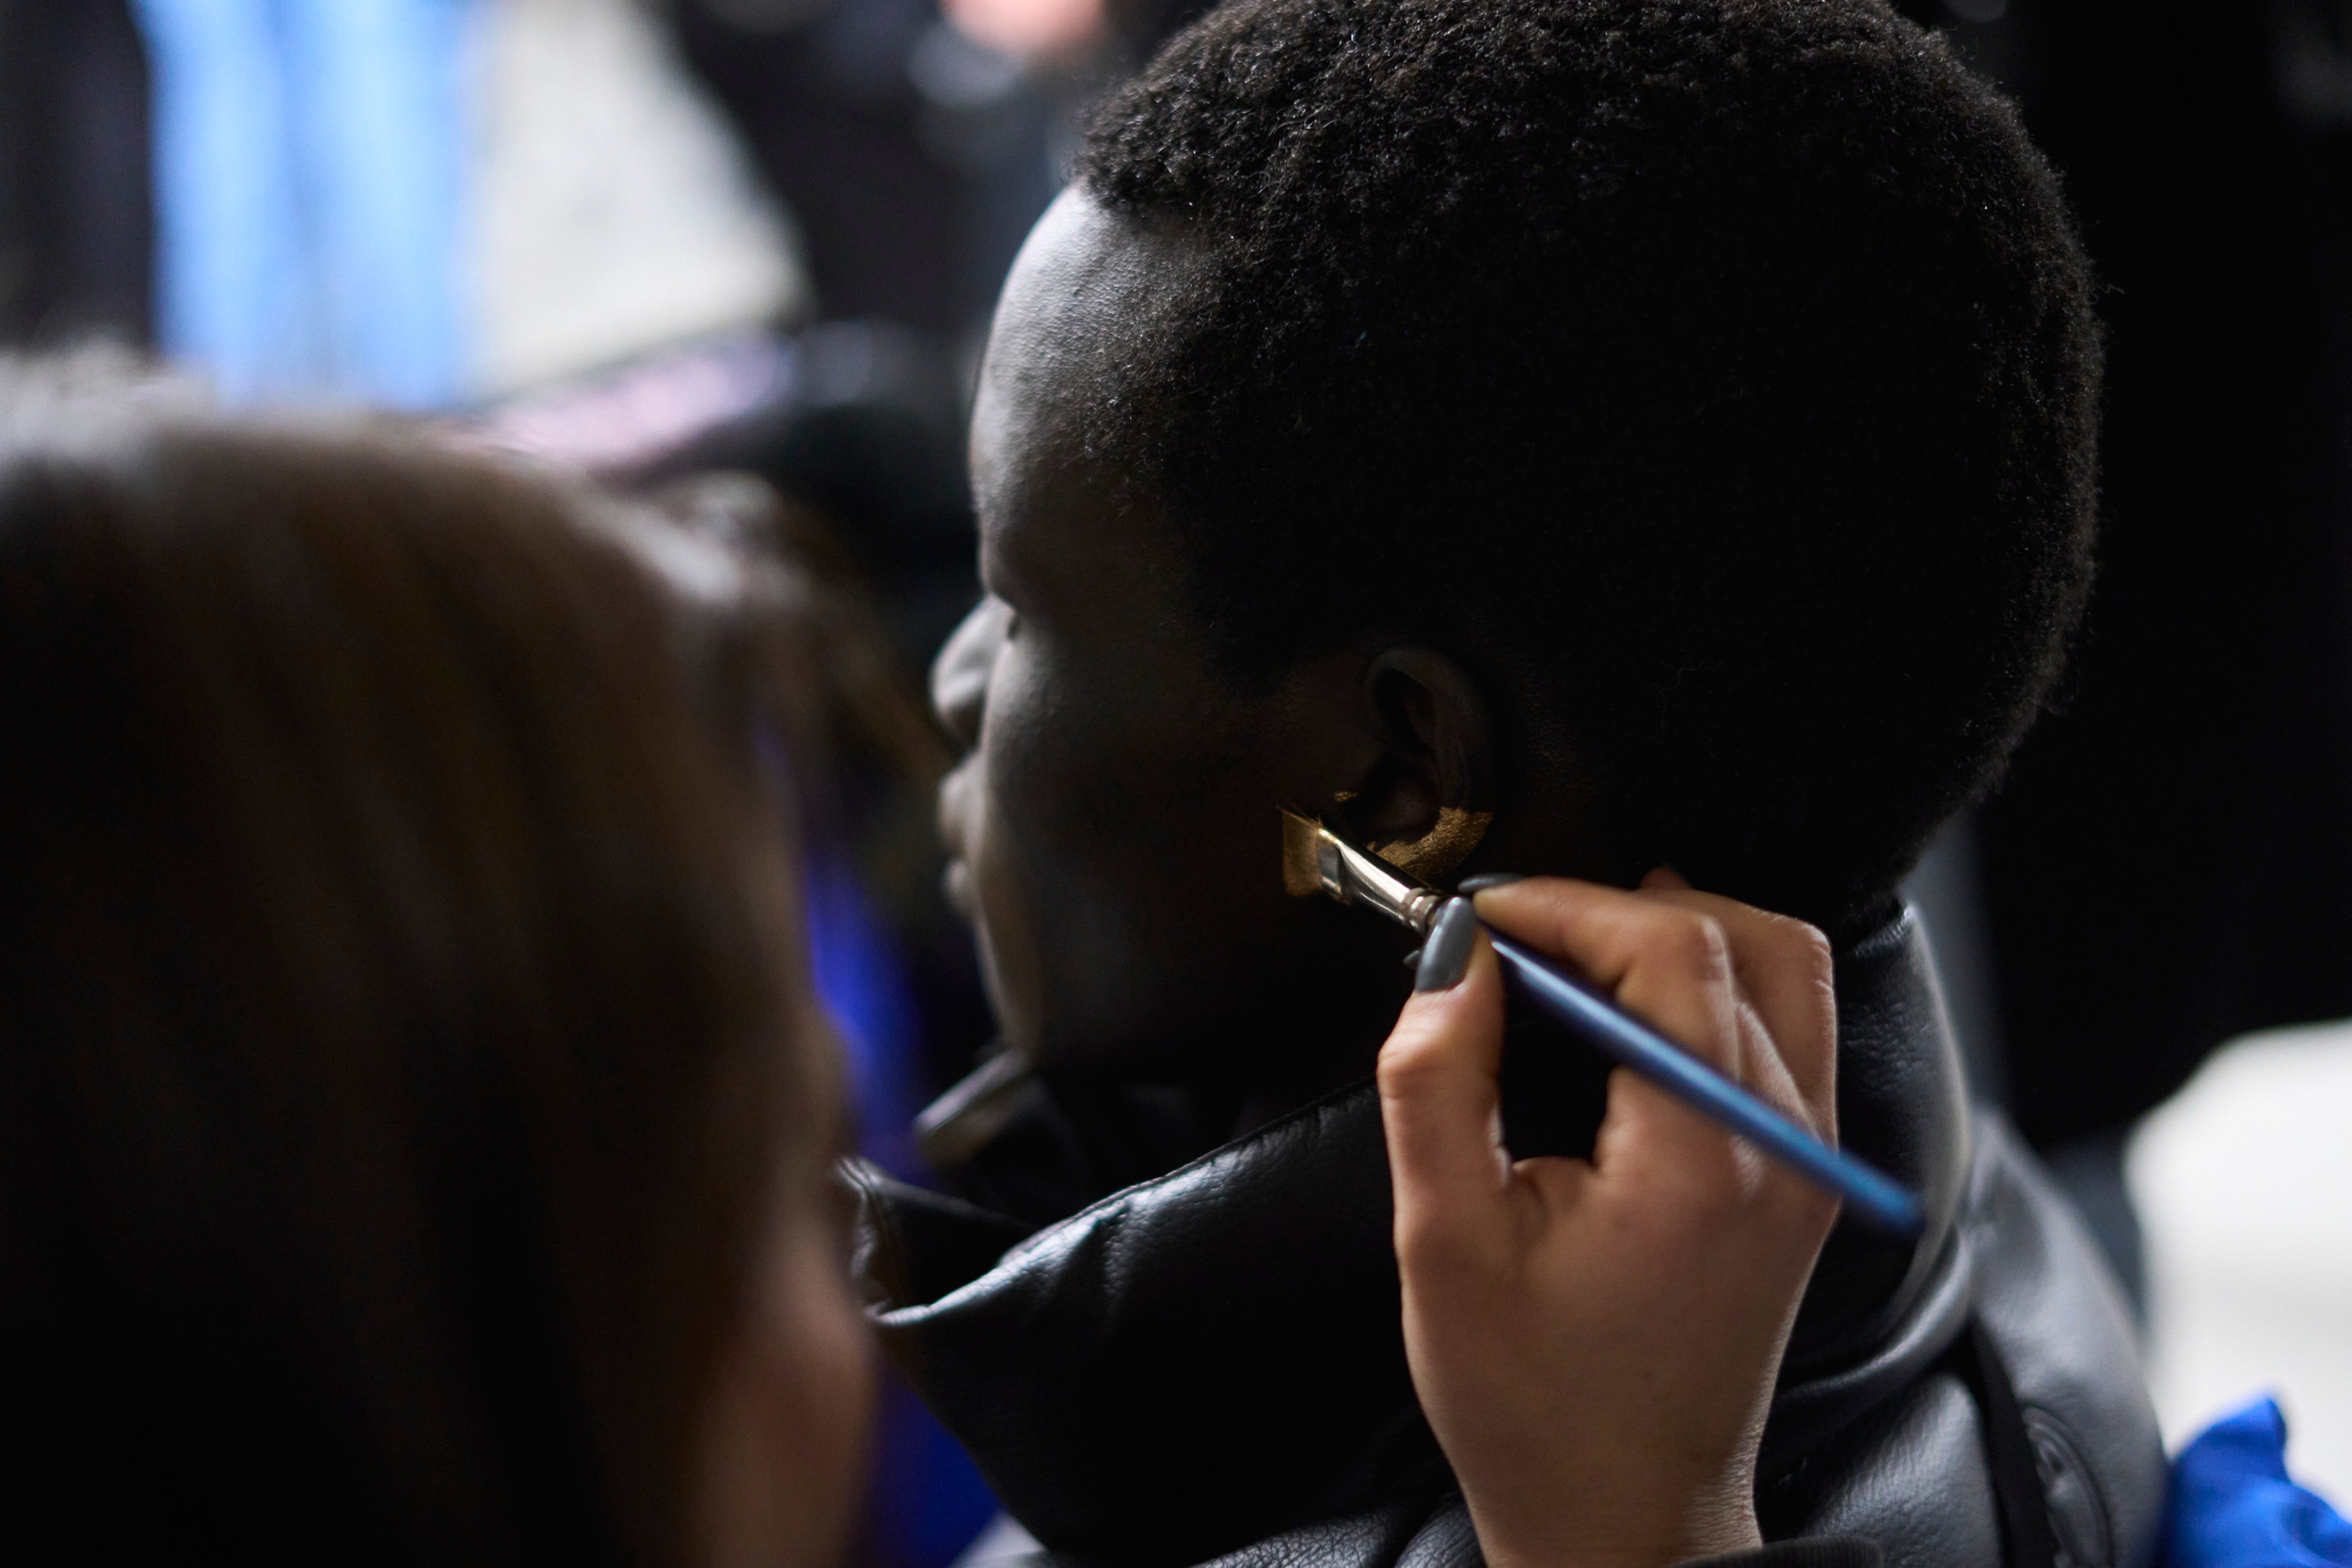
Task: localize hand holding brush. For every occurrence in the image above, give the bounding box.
[1381,875,1846,1568]
[1281,810,1925,1239]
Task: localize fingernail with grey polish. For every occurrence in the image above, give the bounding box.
[1401,946,1422,971]
[1455,873,1526,893]
[1415,897,1479,991]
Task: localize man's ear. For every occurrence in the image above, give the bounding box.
[1335,647,1496,881]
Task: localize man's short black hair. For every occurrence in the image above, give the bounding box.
[1073,0,2099,930]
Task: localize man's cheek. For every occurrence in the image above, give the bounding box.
[988,673,1089,829]
[969,805,1048,1050]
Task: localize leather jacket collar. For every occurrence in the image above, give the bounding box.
[852,911,1974,1566]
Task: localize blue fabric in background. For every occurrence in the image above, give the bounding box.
[132,0,467,407]
[806,847,931,1180]
[804,848,1002,1568]
[2168,1397,2352,1568]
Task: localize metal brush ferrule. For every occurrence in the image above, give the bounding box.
[1315,827,1447,936]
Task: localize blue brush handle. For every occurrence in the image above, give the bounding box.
[1487,929,1927,1238]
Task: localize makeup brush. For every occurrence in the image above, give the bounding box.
[1281,809,1926,1238]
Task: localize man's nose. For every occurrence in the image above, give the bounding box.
[930,595,1009,752]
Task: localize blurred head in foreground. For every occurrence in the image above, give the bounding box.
[0,361,867,1567]
[934,0,2100,1094]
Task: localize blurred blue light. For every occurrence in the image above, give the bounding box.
[134,0,469,407]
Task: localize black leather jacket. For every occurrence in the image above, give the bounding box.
[853,914,2169,1568]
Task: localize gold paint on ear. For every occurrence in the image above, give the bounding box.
[1372,806,1494,883]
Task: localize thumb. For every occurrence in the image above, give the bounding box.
[1379,927,1509,1250]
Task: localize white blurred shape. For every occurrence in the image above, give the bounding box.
[466,0,808,397]
[951,1513,1043,1567]
[2131,1021,2352,1499]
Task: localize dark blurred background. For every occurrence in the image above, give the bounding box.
[9,0,2352,1544]
[1884,0,2352,1292]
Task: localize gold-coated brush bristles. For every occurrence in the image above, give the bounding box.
[1280,807,1327,899]
[1277,808,1446,936]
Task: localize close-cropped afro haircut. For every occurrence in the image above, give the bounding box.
[1072,0,2100,931]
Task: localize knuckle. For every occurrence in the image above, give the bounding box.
[1392,1212,1478,1275]
[1380,1000,1451,1054]
[1648,911,1733,986]
[1776,916,1836,982]
[1375,1031,1454,1096]
[1792,919,1834,969]
[1620,901,1708,959]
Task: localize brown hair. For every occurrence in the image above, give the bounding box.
[0,366,826,1564]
